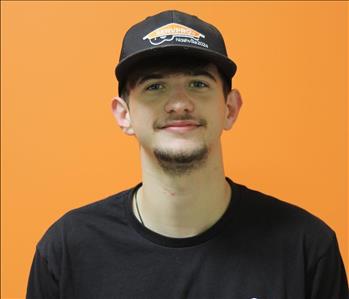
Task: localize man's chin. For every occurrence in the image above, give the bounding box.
[153,146,209,176]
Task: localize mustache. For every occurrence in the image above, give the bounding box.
[154,115,207,130]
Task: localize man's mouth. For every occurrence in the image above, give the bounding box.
[161,121,202,133]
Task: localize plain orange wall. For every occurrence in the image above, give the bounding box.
[1,1,347,298]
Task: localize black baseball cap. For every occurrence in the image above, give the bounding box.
[115,10,237,95]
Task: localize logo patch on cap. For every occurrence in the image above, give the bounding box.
[143,23,208,48]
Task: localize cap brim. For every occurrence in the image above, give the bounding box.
[115,45,237,93]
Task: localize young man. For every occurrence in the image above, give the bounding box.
[27,10,348,299]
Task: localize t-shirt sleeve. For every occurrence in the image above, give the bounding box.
[307,234,348,299]
[26,248,60,299]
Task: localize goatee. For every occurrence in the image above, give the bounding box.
[153,146,209,176]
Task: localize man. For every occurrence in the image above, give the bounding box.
[27,10,348,299]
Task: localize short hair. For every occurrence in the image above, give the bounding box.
[119,55,232,104]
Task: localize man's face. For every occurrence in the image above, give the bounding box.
[113,63,241,175]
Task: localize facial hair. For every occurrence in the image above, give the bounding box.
[152,113,209,176]
[153,145,209,176]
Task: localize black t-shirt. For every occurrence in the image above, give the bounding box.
[26,178,348,299]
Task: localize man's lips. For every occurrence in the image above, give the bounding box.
[160,121,202,132]
[161,121,201,129]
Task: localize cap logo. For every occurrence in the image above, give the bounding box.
[143,23,208,48]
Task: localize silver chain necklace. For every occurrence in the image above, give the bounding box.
[134,188,144,225]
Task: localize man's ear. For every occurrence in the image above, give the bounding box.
[224,89,243,130]
[111,96,135,135]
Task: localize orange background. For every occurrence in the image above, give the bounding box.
[1,1,348,298]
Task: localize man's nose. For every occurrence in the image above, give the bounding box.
[164,89,195,114]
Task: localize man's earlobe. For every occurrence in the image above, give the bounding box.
[111,97,135,135]
[224,89,243,130]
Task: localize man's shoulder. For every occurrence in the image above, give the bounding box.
[61,187,132,225]
[237,182,331,225]
[36,186,135,255]
[234,181,336,251]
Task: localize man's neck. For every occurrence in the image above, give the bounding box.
[133,145,231,238]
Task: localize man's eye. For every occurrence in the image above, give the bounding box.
[145,83,164,91]
[190,81,208,88]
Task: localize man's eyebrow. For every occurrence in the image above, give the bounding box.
[137,74,164,86]
[188,70,217,82]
